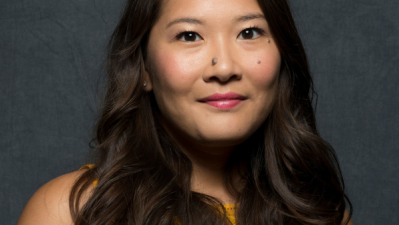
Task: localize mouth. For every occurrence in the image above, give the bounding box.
[199,92,247,109]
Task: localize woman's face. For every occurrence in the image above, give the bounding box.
[146,0,281,150]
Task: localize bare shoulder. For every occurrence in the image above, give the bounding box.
[17,169,93,225]
[342,208,354,225]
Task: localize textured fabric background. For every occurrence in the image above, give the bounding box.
[1,0,398,224]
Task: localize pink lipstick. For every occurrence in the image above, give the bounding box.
[199,92,246,109]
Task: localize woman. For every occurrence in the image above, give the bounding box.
[18,0,353,224]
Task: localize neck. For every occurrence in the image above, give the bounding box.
[183,144,236,204]
[159,117,239,204]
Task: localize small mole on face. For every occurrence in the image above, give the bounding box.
[268,39,271,43]
[257,60,261,64]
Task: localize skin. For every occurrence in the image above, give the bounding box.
[17,0,354,224]
[144,0,280,202]
[146,0,280,147]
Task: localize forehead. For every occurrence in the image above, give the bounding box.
[158,0,264,25]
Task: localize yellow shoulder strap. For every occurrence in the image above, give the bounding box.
[79,164,98,188]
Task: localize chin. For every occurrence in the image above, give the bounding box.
[196,129,254,147]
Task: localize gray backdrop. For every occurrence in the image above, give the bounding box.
[1,0,398,224]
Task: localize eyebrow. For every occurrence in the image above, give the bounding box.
[235,13,265,23]
[166,18,203,29]
[165,13,266,29]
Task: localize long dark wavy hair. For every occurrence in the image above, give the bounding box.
[69,0,352,224]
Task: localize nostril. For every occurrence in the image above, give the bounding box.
[202,55,242,83]
[208,74,240,83]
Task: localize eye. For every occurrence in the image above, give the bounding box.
[176,31,202,42]
[237,28,265,40]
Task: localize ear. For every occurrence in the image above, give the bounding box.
[143,69,153,92]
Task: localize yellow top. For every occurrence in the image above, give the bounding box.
[80,164,236,224]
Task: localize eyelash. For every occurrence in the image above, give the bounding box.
[238,26,266,39]
[174,26,266,42]
[175,29,202,42]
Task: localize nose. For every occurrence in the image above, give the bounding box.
[202,40,242,83]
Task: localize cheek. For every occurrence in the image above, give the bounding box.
[246,51,281,89]
[151,49,203,94]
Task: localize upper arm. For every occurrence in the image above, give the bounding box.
[17,170,91,225]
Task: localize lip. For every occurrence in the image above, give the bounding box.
[199,92,246,109]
